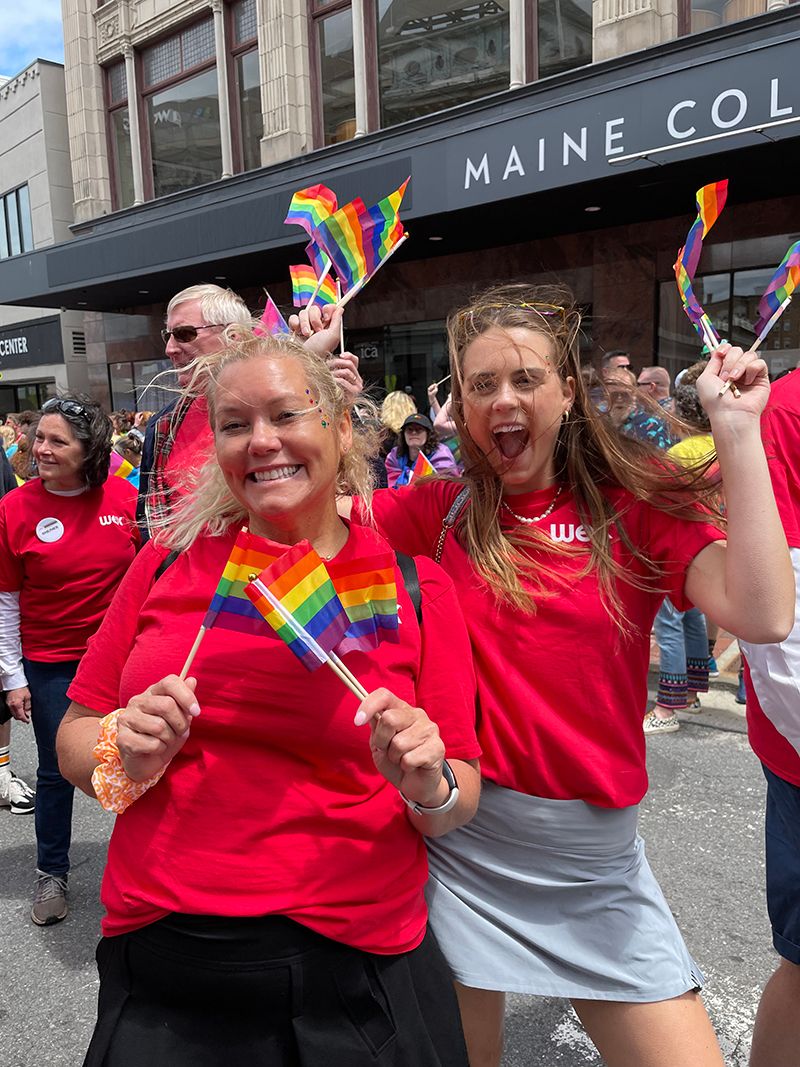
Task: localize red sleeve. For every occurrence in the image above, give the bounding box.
[67,541,169,713]
[354,481,460,559]
[413,555,480,762]
[0,494,23,591]
[642,503,725,612]
[762,389,800,548]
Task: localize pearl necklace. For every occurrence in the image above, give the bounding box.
[502,485,563,525]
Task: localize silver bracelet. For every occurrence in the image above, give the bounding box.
[400,760,459,815]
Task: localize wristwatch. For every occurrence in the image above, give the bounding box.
[401,760,460,815]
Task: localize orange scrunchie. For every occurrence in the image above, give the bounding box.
[91,709,167,814]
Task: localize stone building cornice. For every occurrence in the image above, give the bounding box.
[0,64,41,103]
[95,0,219,65]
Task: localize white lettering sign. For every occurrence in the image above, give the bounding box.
[0,337,29,357]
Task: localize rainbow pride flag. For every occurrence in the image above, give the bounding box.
[327,552,400,654]
[314,178,410,293]
[681,180,728,278]
[754,241,800,337]
[284,184,338,236]
[202,528,278,635]
[245,542,352,671]
[109,451,134,481]
[289,264,338,307]
[411,451,435,481]
[256,292,290,337]
[674,262,719,347]
[305,237,330,278]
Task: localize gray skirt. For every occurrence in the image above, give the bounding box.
[425,780,704,1001]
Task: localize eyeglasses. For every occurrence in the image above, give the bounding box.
[161,323,227,344]
[41,397,89,420]
[637,380,655,388]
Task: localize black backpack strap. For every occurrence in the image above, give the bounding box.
[395,552,422,625]
[153,549,181,583]
[434,486,470,563]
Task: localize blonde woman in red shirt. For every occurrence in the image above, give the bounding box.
[57,331,480,1067]
[301,284,794,1067]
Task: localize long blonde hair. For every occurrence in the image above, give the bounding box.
[155,326,379,550]
[447,283,723,618]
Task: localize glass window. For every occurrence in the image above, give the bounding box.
[147,67,222,197]
[316,9,356,145]
[134,359,174,411]
[537,0,592,79]
[232,0,257,44]
[235,49,263,171]
[182,19,216,70]
[17,186,33,251]
[0,186,32,259]
[143,36,182,87]
[658,273,731,381]
[376,0,510,128]
[110,107,136,209]
[109,362,137,411]
[108,60,127,105]
[688,0,765,34]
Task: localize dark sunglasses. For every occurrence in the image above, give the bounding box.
[41,397,89,420]
[161,323,227,344]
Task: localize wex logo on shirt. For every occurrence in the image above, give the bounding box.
[99,515,127,527]
[547,522,615,544]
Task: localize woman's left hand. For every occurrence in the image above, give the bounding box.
[355,688,448,807]
[328,352,363,400]
[697,343,771,421]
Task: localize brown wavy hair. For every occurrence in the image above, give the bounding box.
[446,282,723,619]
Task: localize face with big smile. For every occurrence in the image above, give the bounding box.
[33,414,86,491]
[164,298,227,387]
[213,354,352,542]
[460,326,574,495]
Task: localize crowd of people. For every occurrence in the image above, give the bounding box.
[0,279,797,1067]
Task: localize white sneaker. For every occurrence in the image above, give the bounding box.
[643,710,680,735]
[0,772,36,814]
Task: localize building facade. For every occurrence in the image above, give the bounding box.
[0,0,798,410]
[0,61,93,414]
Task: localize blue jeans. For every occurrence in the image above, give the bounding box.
[653,599,709,709]
[24,658,80,876]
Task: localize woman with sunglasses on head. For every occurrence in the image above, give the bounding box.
[0,395,138,926]
[299,283,794,1067]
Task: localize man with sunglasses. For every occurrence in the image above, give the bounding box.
[138,284,250,539]
[139,284,365,539]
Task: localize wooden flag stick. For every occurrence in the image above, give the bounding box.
[304,259,333,311]
[337,280,345,353]
[431,373,451,389]
[180,625,207,681]
[337,233,410,311]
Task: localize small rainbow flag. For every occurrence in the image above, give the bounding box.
[109,451,134,481]
[411,451,435,481]
[202,528,278,635]
[674,262,719,347]
[245,542,352,671]
[314,178,409,294]
[256,292,290,337]
[284,184,338,236]
[327,551,400,654]
[289,264,338,307]
[681,180,728,278]
[305,237,330,278]
[754,241,800,338]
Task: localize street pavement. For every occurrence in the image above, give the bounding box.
[0,673,776,1066]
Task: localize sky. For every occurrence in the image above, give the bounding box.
[1,2,65,80]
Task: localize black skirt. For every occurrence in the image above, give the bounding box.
[83,914,469,1066]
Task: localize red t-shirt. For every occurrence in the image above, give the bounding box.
[0,478,139,661]
[68,521,479,949]
[745,370,800,785]
[354,480,723,808]
[164,396,213,499]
